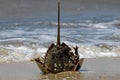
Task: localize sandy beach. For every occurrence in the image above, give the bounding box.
[0,58,120,80]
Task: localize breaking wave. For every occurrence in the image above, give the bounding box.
[33,18,120,29]
[0,42,120,62]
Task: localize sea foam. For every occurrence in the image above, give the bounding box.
[0,43,120,62]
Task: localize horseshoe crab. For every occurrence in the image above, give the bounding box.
[34,1,84,74]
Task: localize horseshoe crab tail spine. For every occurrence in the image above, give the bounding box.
[57,0,61,46]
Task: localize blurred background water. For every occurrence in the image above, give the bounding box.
[0,0,120,62]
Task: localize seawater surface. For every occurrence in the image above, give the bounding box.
[0,0,120,62]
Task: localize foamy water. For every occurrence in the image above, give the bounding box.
[0,42,120,62]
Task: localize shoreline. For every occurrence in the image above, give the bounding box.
[0,57,120,80]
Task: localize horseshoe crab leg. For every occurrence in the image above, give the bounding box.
[35,58,48,73]
[73,58,84,71]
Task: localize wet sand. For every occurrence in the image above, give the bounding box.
[0,58,120,80]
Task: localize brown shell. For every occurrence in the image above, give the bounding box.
[35,43,84,74]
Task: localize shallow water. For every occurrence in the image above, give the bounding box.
[0,0,120,62]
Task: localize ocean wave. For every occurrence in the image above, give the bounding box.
[0,43,120,62]
[0,45,48,63]
[34,21,80,27]
[33,19,120,29]
[1,18,120,30]
[99,34,120,42]
[78,44,120,58]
